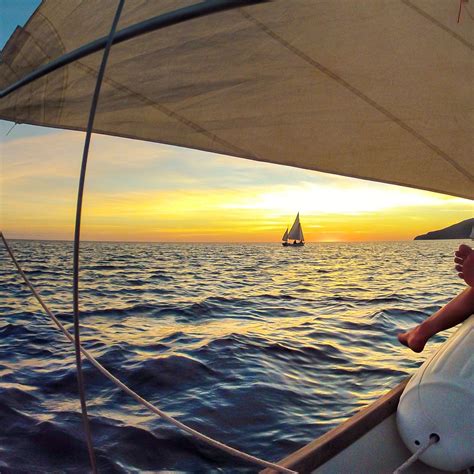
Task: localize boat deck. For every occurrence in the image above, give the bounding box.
[261,378,464,474]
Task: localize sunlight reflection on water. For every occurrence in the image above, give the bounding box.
[0,239,467,472]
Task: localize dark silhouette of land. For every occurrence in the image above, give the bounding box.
[414,218,474,240]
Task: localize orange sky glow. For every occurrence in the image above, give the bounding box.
[1,125,472,242]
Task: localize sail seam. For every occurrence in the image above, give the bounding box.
[70,58,259,160]
[35,10,68,124]
[400,0,474,51]
[239,9,474,185]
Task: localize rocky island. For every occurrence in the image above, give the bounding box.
[414,218,474,240]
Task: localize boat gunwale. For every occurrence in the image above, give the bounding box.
[261,377,410,474]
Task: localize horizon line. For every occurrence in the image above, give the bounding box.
[2,237,457,245]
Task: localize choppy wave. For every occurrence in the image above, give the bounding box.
[0,239,466,472]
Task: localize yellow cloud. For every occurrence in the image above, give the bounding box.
[221,182,462,215]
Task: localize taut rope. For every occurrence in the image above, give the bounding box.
[393,433,439,474]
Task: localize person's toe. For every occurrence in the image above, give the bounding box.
[457,244,472,257]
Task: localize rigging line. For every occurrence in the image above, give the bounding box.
[0,233,296,474]
[5,122,17,135]
[239,9,474,185]
[72,1,125,472]
[400,0,473,51]
[0,0,267,99]
[458,0,464,23]
[393,433,439,474]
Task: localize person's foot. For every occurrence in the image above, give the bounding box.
[397,325,429,353]
[454,244,474,287]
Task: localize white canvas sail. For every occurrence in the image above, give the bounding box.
[287,213,304,241]
[282,228,288,241]
[1,1,473,200]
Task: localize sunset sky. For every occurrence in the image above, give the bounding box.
[1,120,472,242]
[1,2,472,243]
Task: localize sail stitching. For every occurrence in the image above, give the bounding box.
[239,10,474,185]
[35,10,69,124]
[3,37,39,122]
[464,5,474,21]
[71,59,259,160]
[2,13,69,124]
[401,0,474,50]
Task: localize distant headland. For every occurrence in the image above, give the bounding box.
[414,218,474,240]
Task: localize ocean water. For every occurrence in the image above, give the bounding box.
[0,239,468,473]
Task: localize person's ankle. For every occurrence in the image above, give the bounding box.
[415,321,431,342]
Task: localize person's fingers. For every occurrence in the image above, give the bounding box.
[455,264,463,272]
[454,257,464,264]
[458,272,464,279]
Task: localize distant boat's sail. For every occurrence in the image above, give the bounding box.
[470,225,474,240]
[282,228,289,241]
[287,213,304,241]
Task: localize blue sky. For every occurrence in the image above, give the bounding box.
[0,0,41,48]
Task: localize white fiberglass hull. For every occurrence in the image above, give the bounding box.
[262,380,464,474]
[311,414,458,474]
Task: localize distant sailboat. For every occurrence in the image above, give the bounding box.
[470,224,474,240]
[282,213,304,246]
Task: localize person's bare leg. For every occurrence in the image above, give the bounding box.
[398,287,474,352]
[398,244,474,353]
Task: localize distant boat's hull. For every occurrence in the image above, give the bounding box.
[282,242,304,247]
